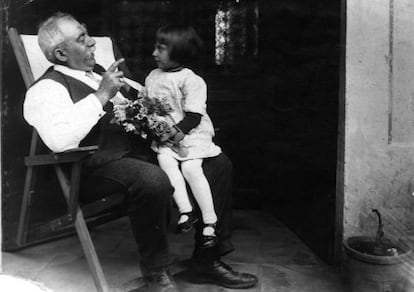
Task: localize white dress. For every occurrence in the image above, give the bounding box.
[145,68,221,161]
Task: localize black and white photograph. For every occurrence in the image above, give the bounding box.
[0,0,413,291]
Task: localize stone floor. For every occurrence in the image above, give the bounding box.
[2,210,349,292]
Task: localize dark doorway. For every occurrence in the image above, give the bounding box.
[2,0,341,264]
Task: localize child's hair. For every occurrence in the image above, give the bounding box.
[156,24,203,66]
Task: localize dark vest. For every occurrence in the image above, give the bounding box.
[37,66,131,167]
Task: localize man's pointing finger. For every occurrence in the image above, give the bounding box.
[107,58,125,72]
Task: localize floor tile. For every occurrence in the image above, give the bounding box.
[2,210,348,292]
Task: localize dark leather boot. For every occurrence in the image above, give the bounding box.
[140,266,180,292]
[189,259,258,289]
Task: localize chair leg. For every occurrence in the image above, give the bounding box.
[17,166,36,246]
[54,165,110,292]
[74,208,110,292]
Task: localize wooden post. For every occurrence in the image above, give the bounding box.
[334,0,346,265]
[0,0,11,272]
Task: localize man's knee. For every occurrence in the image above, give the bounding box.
[216,153,233,175]
[129,166,174,201]
[203,153,233,179]
[147,171,174,200]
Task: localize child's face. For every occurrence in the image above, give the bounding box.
[152,43,180,71]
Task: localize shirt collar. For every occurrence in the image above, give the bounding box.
[54,65,92,80]
[53,64,128,104]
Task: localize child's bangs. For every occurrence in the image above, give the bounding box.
[156,31,173,46]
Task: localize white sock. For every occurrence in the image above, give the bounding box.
[203,225,216,237]
[181,159,218,225]
[178,214,191,224]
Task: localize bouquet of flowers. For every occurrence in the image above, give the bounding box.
[112,89,174,140]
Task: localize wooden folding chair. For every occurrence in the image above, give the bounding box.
[7,28,135,292]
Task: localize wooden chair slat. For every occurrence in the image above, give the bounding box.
[7,28,35,88]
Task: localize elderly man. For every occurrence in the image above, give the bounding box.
[23,12,257,292]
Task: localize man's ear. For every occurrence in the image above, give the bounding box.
[54,46,67,63]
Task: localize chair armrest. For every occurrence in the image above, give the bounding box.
[24,146,99,166]
[63,145,99,153]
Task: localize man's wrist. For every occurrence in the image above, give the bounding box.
[94,91,110,106]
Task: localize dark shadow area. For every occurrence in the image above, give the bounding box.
[2,0,340,264]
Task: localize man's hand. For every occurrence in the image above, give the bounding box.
[95,58,126,105]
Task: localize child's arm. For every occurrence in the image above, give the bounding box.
[176,112,202,134]
[158,112,202,143]
[159,73,206,143]
[120,77,143,100]
[172,73,207,137]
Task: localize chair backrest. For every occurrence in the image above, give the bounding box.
[8,28,118,89]
[22,35,118,82]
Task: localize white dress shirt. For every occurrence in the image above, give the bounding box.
[23,65,141,153]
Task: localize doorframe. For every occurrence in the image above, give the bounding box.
[0,0,10,271]
[334,0,346,265]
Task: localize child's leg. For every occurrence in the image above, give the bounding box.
[181,159,218,226]
[157,154,192,216]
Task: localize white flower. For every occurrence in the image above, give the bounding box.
[113,105,128,121]
[124,123,136,132]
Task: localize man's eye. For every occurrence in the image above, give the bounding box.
[78,34,88,44]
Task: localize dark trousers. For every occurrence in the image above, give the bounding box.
[193,153,234,259]
[80,152,234,269]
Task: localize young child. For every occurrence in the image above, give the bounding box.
[144,24,222,247]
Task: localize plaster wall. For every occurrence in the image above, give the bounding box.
[345,0,414,242]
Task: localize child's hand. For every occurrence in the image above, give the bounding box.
[159,125,185,144]
[159,126,178,143]
[169,127,185,143]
